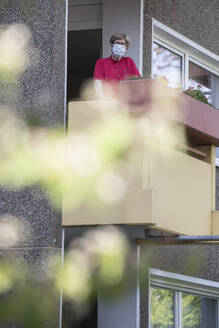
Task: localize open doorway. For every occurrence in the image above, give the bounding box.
[67,29,102,101]
[62,300,97,328]
[62,227,98,328]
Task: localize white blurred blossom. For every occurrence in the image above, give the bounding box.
[0,24,31,78]
[67,135,101,177]
[96,170,127,203]
[0,216,24,247]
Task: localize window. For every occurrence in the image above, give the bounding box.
[149,269,219,328]
[150,287,174,327]
[152,19,219,108]
[188,61,212,103]
[216,148,219,166]
[152,42,182,88]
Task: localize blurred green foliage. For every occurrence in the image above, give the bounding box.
[183,86,209,105]
[0,226,135,327]
[150,288,203,328]
[182,293,201,327]
[150,287,174,328]
[0,20,137,327]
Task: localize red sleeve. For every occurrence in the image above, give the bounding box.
[128,57,141,77]
[93,59,105,80]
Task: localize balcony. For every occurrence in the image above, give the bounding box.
[63,79,219,235]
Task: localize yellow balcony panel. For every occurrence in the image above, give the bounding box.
[63,95,215,234]
[145,142,212,235]
[63,188,156,226]
[212,211,219,235]
[63,100,156,227]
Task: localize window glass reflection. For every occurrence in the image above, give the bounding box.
[152,42,182,88]
[189,61,212,103]
[182,293,216,328]
[150,287,174,328]
[182,293,201,328]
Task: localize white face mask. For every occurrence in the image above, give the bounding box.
[112,44,126,57]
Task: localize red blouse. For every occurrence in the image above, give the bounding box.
[93,56,140,81]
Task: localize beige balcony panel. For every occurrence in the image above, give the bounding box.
[63,101,157,226]
[211,211,219,235]
[63,188,156,226]
[144,142,212,235]
[63,100,213,234]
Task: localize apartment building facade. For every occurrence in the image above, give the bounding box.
[0,0,219,327]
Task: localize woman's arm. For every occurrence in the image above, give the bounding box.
[93,59,105,99]
[93,79,104,99]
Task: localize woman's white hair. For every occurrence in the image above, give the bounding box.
[110,33,130,49]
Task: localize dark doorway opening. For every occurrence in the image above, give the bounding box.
[62,227,98,328]
[67,29,102,101]
[62,300,98,328]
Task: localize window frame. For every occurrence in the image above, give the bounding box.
[153,37,219,94]
[149,268,219,328]
[186,58,217,103]
[152,19,219,108]
[152,19,219,72]
[153,37,185,89]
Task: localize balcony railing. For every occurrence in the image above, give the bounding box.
[63,79,219,235]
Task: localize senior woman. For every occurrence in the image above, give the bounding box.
[93,33,140,98]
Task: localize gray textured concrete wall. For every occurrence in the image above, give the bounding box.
[0,0,66,326]
[140,244,219,328]
[0,0,65,126]
[143,0,219,76]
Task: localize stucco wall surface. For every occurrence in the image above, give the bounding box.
[0,0,65,126]
[0,0,65,246]
[140,244,219,328]
[0,247,60,327]
[0,0,66,326]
